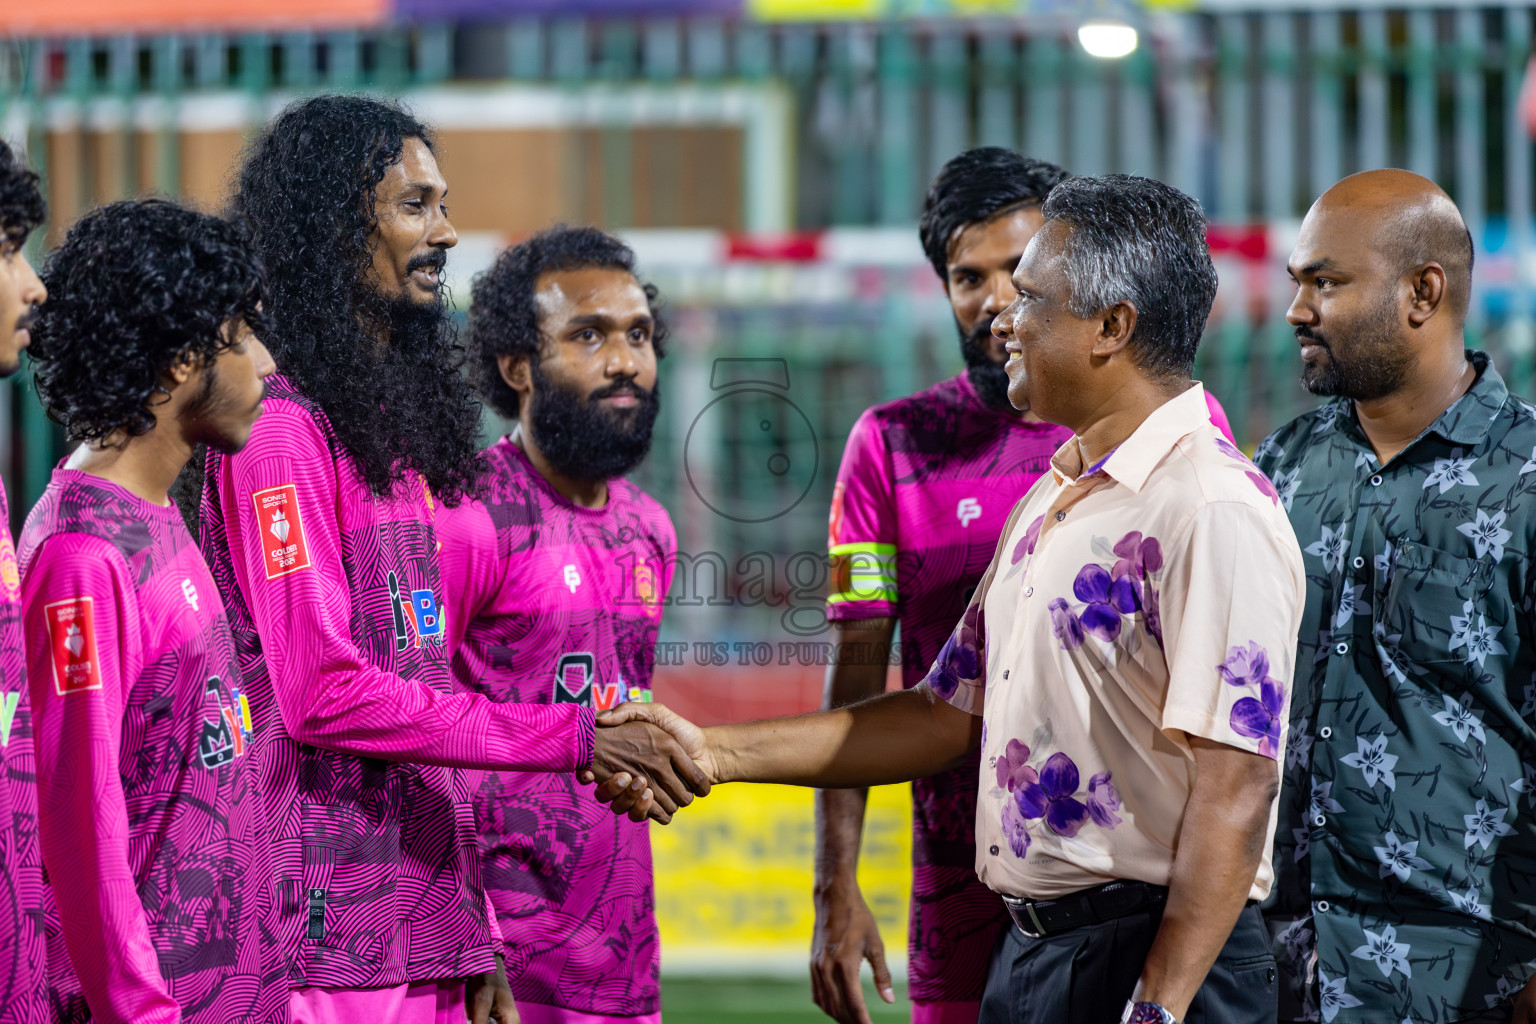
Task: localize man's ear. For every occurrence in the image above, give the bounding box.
[499,353,532,397]
[1406,262,1447,328]
[1089,301,1139,359]
[164,349,199,387]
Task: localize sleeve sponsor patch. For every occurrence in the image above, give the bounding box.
[251,483,313,579]
[44,597,103,695]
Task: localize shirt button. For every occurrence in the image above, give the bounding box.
[1370,474,1383,486]
[1316,900,1330,914]
[990,845,1000,855]
[1334,641,1349,656]
[1055,511,1066,521]
[1024,587,1033,597]
[1319,726,1332,739]
[1313,814,1326,827]
[1351,556,1365,569]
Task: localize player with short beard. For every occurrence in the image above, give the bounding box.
[198,96,706,1023]
[439,227,674,1024]
[0,137,51,1024]
[814,149,1236,1024]
[20,199,283,1024]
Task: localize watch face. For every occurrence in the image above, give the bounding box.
[1127,1004,1172,1024]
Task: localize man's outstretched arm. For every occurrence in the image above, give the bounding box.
[813,617,897,1024]
[590,685,981,815]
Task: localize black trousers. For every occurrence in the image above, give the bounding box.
[979,902,1277,1024]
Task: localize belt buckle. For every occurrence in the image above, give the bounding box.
[1005,895,1049,938]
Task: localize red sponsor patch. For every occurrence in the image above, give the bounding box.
[251,484,313,580]
[44,597,102,695]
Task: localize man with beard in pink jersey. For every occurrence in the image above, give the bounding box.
[196,96,707,1024]
[816,150,1235,1024]
[0,138,51,1024]
[439,227,676,1024]
[20,199,283,1024]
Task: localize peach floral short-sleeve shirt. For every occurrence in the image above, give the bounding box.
[926,384,1306,902]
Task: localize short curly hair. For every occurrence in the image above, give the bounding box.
[0,139,46,246]
[468,225,668,420]
[30,199,268,446]
[918,148,1069,282]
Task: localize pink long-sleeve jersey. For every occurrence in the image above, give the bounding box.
[18,469,284,1024]
[826,373,1234,1004]
[0,483,50,1024]
[197,376,595,990]
[439,437,675,1017]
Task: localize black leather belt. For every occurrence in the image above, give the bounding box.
[1002,880,1168,938]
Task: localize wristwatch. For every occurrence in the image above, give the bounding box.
[1122,1001,1181,1024]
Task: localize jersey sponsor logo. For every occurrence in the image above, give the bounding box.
[44,597,103,695]
[198,675,245,767]
[956,497,982,528]
[554,652,596,705]
[0,690,19,747]
[251,483,313,579]
[0,533,19,602]
[827,481,846,548]
[563,564,582,593]
[181,579,200,611]
[387,570,445,650]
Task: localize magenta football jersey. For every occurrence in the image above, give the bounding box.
[0,484,49,1024]
[18,469,282,1024]
[826,373,1233,1003]
[198,376,595,991]
[439,437,674,1017]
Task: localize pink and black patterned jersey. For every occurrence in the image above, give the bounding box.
[825,373,1233,1003]
[198,376,595,991]
[439,437,675,1017]
[18,469,282,1024]
[0,484,49,1024]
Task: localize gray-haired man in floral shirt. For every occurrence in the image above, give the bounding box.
[1258,168,1536,1024]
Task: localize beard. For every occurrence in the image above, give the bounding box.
[958,318,1014,412]
[179,361,262,454]
[1298,292,1412,401]
[527,362,661,483]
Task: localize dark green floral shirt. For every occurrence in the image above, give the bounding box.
[1255,352,1536,1024]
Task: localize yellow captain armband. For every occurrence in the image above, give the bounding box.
[828,542,899,604]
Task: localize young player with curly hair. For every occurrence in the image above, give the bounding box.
[19,198,284,1024]
[0,136,51,1024]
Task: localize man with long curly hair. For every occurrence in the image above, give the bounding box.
[0,137,50,1024]
[20,198,283,1023]
[198,95,707,1023]
[438,226,673,1024]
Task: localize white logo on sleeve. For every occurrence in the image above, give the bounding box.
[270,509,291,543]
[957,498,982,528]
[181,579,200,612]
[563,565,582,593]
[64,624,84,657]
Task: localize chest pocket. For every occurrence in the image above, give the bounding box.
[1381,542,1503,669]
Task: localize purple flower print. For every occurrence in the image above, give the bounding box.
[1220,642,1287,759]
[1012,514,1045,565]
[1086,771,1123,828]
[1001,795,1032,857]
[995,738,1039,792]
[1246,470,1281,506]
[928,603,983,700]
[1073,564,1140,641]
[1219,641,1272,687]
[1215,437,1247,461]
[1019,752,1091,837]
[1049,597,1084,649]
[1112,531,1164,580]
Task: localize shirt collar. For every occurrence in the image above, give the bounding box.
[1048,382,1212,494]
[1319,350,1507,450]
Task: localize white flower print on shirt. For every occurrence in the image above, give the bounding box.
[1319,971,1362,1022]
[1432,693,1487,744]
[1305,523,1349,574]
[1448,603,1508,667]
[1457,507,1513,562]
[1272,467,1301,511]
[1342,733,1399,790]
[1464,798,1516,850]
[1373,830,1430,881]
[1352,924,1413,977]
[1423,450,1478,493]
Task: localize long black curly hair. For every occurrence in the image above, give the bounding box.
[229,93,482,504]
[468,225,668,420]
[30,199,267,446]
[0,139,45,244]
